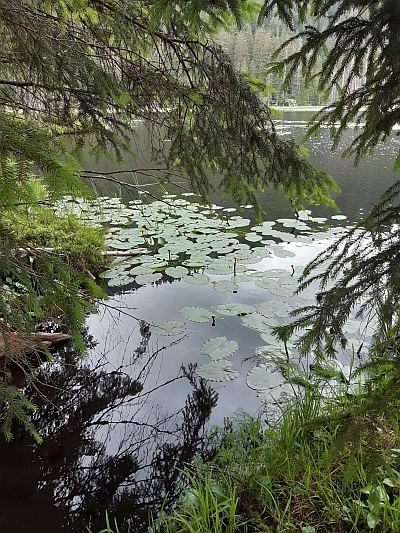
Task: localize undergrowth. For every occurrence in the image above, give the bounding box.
[153,391,400,533]
[5,204,108,275]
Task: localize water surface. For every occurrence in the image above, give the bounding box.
[2,112,400,532]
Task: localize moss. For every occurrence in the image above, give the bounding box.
[6,205,109,275]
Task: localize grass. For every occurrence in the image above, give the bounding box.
[153,390,400,533]
[156,469,242,533]
[87,512,130,533]
[5,204,108,275]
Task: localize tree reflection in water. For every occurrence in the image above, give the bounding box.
[0,323,218,533]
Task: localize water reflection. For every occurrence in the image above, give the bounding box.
[81,111,400,223]
[4,111,399,532]
[0,327,217,533]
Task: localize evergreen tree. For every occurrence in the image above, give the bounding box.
[258,0,400,423]
[0,0,340,439]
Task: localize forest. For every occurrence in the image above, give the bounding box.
[1,1,400,532]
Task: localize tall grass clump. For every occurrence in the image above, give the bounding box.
[155,388,400,533]
[155,469,242,533]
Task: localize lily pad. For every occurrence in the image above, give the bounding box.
[196,359,240,382]
[255,279,293,296]
[107,275,132,287]
[227,217,251,228]
[258,382,303,403]
[257,300,293,318]
[247,364,286,390]
[260,332,280,345]
[183,273,210,285]
[214,303,256,316]
[241,313,278,331]
[165,266,189,278]
[213,280,239,293]
[231,274,254,283]
[200,336,239,359]
[245,233,263,242]
[135,273,162,285]
[179,306,214,323]
[296,287,317,300]
[272,249,296,258]
[206,263,235,275]
[150,321,187,336]
[129,265,152,275]
[262,269,291,278]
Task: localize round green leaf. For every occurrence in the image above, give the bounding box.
[261,269,291,278]
[241,313,278,331]
[258,382,303,403]
[183,273,210,285]
[165,266,189,277]
[272,249,296,258]
[196,360,240,382]
[255,279,293,296]
[257,300,293,318]
[213,280,239,293]
[247,364,286,390]
[107,275,132,287]
[200,336,239,359]
[214,303,256,316]
[150,321,187,336]
[179,306,214,323]
[245,233,263,242]
[135,273,162,285]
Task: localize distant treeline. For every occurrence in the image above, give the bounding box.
[215,12,364,106]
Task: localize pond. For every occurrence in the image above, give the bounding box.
[1,111,400,533]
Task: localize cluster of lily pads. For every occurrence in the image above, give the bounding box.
[55,193,374,407]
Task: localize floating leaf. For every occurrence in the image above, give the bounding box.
[165,266,189,277]
[135,273,162,285]
[255,279,293,296]
[183,273,210,285]
[257,300,293,318]
[296,287,317,300]
[129,265,151,275]
[200,336,239,359]
[261,269,290,278]
[255,345,290,358]
[196,359,240,382]
[245,233,263,242]
[183,257,209,268]
[254,303,275,318]
[231,274,253,283]
[179,306,214,323]
[107,275,132,287]
[214,303,256,316]
[258,382,303,403]
[272,248,296,258]
[242,313,278,331]
[213,280,239,293]
[150,321,187,336]
[277,218,311,231]
[260,332,279,344]
[247,364,286,390]
[206,263,235,275]
[227,217,251,228]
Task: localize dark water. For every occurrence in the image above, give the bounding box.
[2,112,400,533]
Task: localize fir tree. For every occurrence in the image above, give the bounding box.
[259,0,400,425]
[0,1,342,439]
